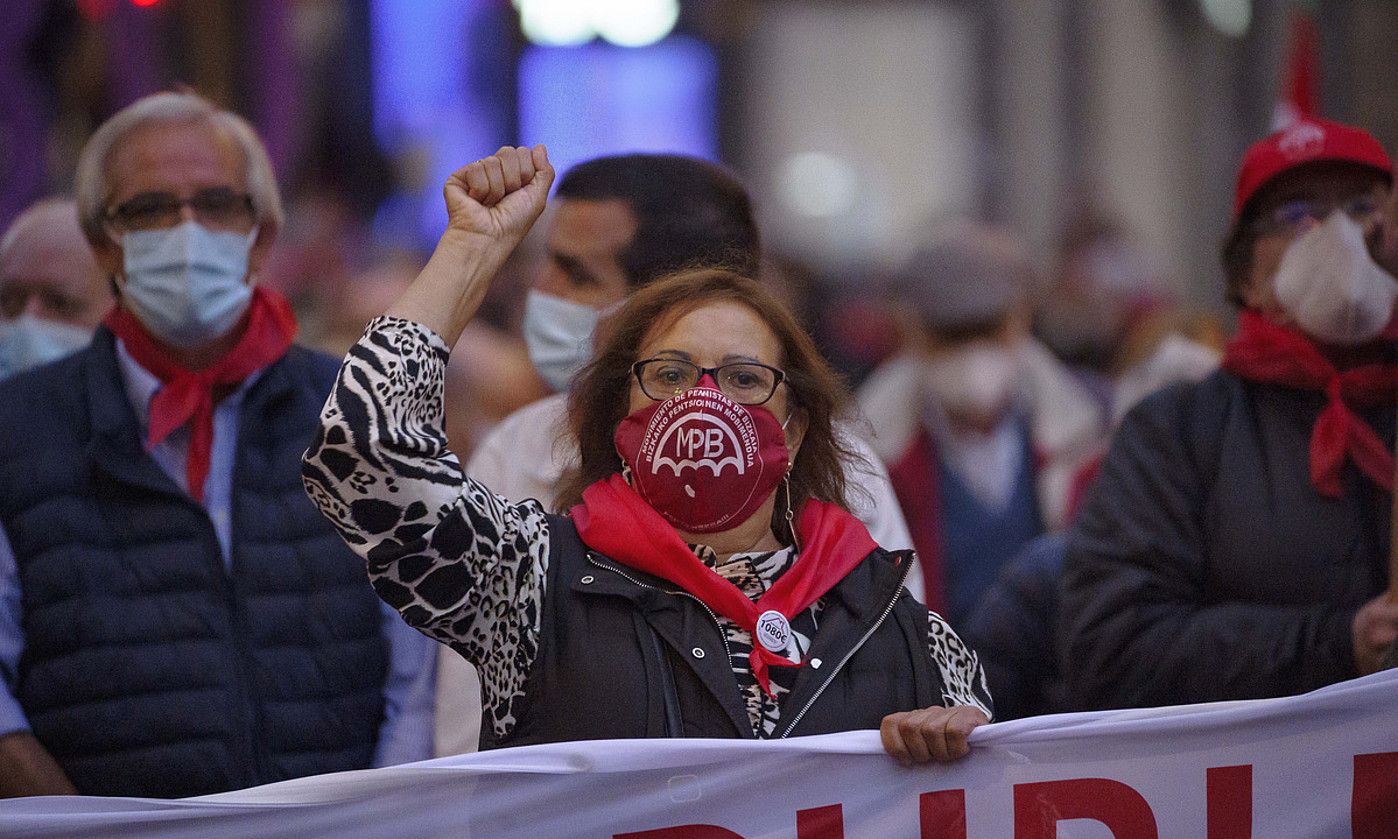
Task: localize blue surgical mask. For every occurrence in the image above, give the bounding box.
[522,289,604,392]
[0,314,93,379]
[119,220,257,348]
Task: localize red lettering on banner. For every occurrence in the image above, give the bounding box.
[1352,751,1398,839]
[1013,778,1158,839]
[614,805,851,839]
[795,804,844,838]
[1206,765,1252,839]
[919,789,968,839]
[615,827,745,839]
[619,751,1397,839]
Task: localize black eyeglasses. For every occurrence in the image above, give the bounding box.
[632,358,787,406]
[106,188,255,232]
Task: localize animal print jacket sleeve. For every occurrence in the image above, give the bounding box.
[301,316,550,740]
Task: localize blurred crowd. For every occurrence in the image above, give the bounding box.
[1,86,1395,799]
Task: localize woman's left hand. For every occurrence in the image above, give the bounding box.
[880,705,989,765]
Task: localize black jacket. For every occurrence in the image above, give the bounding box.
[1059,369,1390,709]
[962,532,1068,720]
[486,515,944,748]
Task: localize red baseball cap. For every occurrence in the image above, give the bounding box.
[1233,119,1393,219]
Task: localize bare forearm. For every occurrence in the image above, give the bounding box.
[0,732,76,798]
[386,145,553,346]
[385,230,514,347]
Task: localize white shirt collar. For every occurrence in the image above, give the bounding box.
[113,338,263,434]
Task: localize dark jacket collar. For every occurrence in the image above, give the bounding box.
[574,541,915,738]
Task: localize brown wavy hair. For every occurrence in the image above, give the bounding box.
[555,269,864,543]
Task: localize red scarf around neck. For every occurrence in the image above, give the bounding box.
[1222,309,1398,498]
[104,287,297,502]
[571,473,878,697]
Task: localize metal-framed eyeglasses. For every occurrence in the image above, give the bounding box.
[105,187,256,233]
[1247,192,1385,237]
[632,357,787,406]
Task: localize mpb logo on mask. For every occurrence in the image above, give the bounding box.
[679,426,730,461]
[651,407,750,478]
[615,387,789,533]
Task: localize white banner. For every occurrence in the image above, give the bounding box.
[3,669,1396,838]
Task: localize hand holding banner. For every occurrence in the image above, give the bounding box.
[3,670,1397,838]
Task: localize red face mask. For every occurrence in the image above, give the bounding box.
[614,382,790,533]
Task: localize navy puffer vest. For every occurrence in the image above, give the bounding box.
[0,329,386,798]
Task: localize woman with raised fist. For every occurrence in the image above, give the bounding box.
[302,146,992,764]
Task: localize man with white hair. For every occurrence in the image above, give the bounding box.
[0,91,433,798]
[0,198,112,379]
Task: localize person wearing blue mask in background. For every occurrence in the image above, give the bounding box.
[476,154,914,548]
[0,91,434,799]
[439,154,920,755]
[474,154,770,502]
[0,198,113,379]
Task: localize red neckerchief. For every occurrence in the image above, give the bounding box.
[104,287,297,502]
[1222,309,1398,497]
[571,473,877,697]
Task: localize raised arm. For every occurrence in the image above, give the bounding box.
[302,147,557,742]
[388,145,554,343]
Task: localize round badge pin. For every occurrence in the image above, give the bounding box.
[755,609,791,653]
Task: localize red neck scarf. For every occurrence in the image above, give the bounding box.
[104,287,297,502]
[1222,309,1398,497]
[571,473,878,697]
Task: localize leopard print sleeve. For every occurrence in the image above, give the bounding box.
[301,315,549,741]
[927,611,995,720]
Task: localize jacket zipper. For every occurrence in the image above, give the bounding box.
[776,558,912,739]
[591,552,916,741]
[586,554,735,675]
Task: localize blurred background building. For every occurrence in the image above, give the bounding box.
[2,0,1395,449]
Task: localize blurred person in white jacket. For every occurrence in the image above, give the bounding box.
[857,224,1105,626]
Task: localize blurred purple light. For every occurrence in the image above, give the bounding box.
[517,37,719,181]
[370,0,506,247]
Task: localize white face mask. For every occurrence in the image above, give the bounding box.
[1273,211,1397,346]
[0,314,93,379]
[119,220,257,348]
[522,289,603,392]
[922,343,1024,426]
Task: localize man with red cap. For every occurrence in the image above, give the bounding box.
[1059,118,1398,708]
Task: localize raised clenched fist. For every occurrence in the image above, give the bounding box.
[443,145,555,247]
